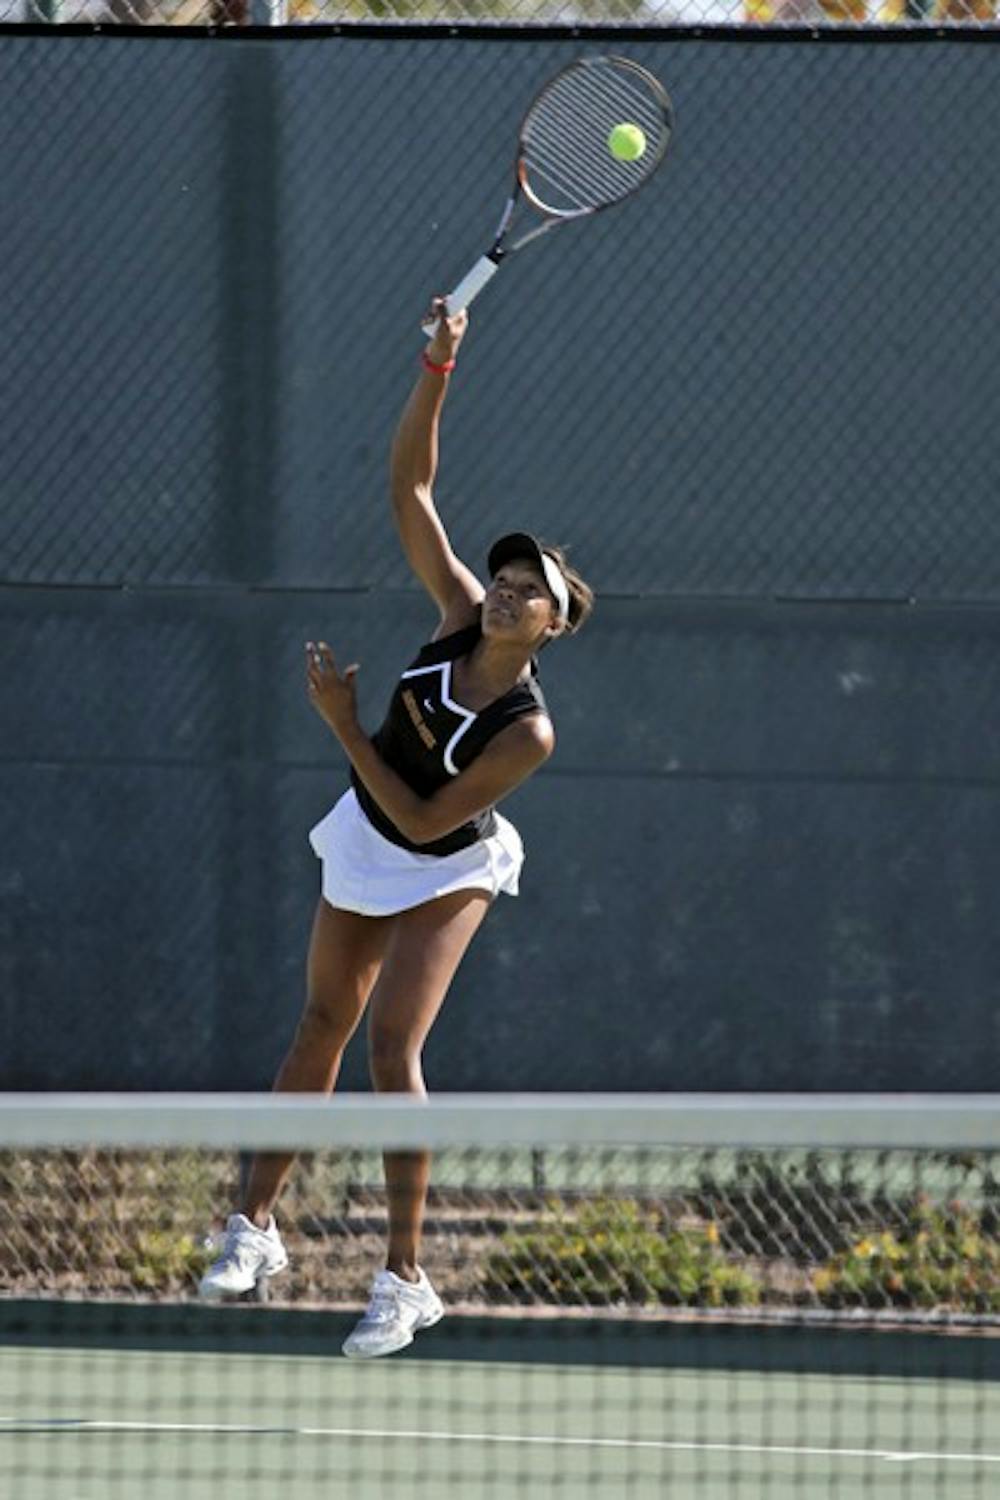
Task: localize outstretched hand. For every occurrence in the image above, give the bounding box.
[424,297,468,366]
[306,641,360,742]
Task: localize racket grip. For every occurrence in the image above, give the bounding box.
[422,255,500,337]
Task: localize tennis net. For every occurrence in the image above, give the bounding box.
[2,1092,999,1498]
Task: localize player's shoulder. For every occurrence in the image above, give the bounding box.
[499,709,555,762]
[412,619,481,667]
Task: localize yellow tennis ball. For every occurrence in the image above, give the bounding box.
[608,123,647,162]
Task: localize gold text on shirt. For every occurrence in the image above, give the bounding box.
[402,689,437,750]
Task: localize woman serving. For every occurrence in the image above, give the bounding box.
[200,301,593,1358]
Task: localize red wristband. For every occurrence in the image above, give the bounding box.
[422,352,456,376]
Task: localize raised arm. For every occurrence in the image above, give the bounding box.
[390,302,484,628]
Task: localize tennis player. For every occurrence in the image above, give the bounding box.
[199,300,593,1357]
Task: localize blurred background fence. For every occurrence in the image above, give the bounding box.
[2,28,999,1092]
[2,0,998,30]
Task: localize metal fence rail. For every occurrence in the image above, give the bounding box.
[1,0,997,26]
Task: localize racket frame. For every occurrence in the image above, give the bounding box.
[424,55,673,335]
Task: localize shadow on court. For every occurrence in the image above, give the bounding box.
[3,1298,998,1381]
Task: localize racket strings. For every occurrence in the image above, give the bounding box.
[526,157,608,216]
[565,65,666,144]
[524,114,648,213]
[525,121,631,213]
[548,70,665,168]
[522,60,670,216]
[530,111,635,208]
[524,111,656,210]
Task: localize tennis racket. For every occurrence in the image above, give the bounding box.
[423,54,674,336]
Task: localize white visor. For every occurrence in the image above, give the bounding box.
[538,552,570,625]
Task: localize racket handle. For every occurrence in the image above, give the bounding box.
[422,255,500,338]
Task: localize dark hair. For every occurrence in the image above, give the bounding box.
[539,542,594,636]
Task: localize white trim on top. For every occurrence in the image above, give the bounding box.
[4,1094,999,1151]
[400,660,477,776]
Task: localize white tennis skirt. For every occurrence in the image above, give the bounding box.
[308,787,524,918]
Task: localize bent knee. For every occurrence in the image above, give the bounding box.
[368,1025,424,1091]
[294,1000,358,1057]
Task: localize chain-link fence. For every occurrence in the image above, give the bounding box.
[2,29,1000,1092]
[3,35,998,602]
[3,0,998,29]
[4,1139,1000,1317]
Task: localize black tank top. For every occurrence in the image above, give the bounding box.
[352,620,550,857]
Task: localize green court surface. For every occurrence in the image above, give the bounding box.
[2,1309,999,1499]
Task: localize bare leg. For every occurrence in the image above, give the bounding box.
[366,889,491,1280]
[242,899,392,1227]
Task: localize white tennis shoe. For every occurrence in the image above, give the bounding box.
[198,1213,289,1299]
[342,1267,444,1359]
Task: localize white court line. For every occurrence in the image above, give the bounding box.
[1,1418,999,1466]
